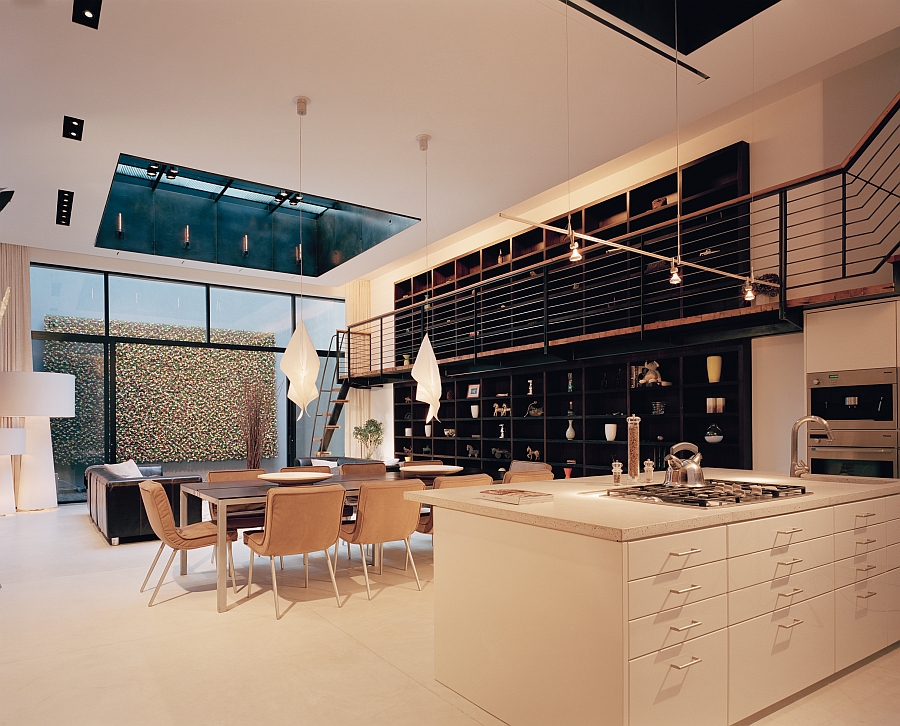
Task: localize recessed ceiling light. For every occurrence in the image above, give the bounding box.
[72,1,102,29]
[62,116,84,141]
[56,190,74,226]
[84,10,92,18]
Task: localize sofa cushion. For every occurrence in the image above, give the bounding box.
[138,465,163,477]
[105,460,143,479]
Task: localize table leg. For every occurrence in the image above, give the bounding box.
[217,502,228,613]
[179,487,188,575]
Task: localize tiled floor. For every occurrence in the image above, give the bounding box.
[1,505,899,726]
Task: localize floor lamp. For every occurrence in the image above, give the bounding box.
[0,371,75,511]
[0,427,26,515]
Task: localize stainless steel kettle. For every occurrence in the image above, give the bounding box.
[664,442,706,487]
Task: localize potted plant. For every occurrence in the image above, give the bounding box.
[752,273,781,304]
[353,419,385,460]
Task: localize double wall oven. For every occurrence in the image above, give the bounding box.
[807,368,899,477]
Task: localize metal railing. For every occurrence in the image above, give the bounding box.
[347,91,900,382]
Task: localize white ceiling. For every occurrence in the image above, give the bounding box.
[2,0,900,289]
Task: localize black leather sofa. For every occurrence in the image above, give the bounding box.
[85,465,203,545]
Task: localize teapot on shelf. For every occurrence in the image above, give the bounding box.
[664,442,705,488]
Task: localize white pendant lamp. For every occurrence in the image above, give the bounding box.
[0,371,76,511]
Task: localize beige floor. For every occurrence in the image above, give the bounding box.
[1,506,899,726]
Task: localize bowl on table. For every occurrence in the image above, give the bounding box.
[257,471,333,485]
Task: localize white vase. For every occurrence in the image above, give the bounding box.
[707,355,723,383]
[424,424,432,437]
[604,423,617,441]
[566,420,576,440]
[470,405,479,418]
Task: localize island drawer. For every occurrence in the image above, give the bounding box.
[628,560,727,620]
[629,628,727,726]
[727,562,834,625]
[628,594,727,660]
[834,523,886,560]
[834,498,886,532]
[728,591,834,724]
[886,494,900,522]
[889,543,900,570]
[888,518,900,547]
[728,535,834,591]
[834,546,887,589]
[727,506,833,558]
[627,526,726,581]
[835,574,890,671]
[887,568,900,645]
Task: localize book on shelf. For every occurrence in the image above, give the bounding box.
[479,489,553,505]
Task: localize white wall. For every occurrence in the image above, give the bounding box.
[752,333,806,474]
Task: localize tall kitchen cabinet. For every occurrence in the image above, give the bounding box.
[805,299,899,372]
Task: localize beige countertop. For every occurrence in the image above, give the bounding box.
[405,468,900,542]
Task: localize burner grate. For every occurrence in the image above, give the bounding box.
[606,480,809,508]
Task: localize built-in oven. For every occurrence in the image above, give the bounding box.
[808,429,898,478]
[807,367,898,430]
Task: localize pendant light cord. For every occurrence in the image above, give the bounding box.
[674,0,681,265]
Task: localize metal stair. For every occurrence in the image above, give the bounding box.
[309,330,350,456]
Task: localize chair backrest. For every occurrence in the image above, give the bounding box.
[509,460,552,472]
[254,484,346,556]
[353,479,425,544]
[138,480,185,549]
[501,469,555,485]
[339,462,386,476]
[400,460,443,468]
[280,465,333,474]
[207,468,266,483]
[433,473,493,490]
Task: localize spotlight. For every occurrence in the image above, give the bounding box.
[566,217,581,263]
[295,245,302,264]
[166,167,179,179]
[72,1,102,29]
[743,279,755,301]
[289,194,302,206]
[115,212,124,240]
[62,116,84,141]
[242,234,249,257]
[56,190,74,226]
[147,163,160,177]
[183,225,190,249]
[275,190,289,203]
[669,259,682,285]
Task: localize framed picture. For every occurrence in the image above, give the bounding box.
[466,383,481,399]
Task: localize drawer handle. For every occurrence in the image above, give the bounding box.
[670,620,703,632]
[777,588,804,597]
[856,512,877,518]
[670,584,702,594]
[857,591,878,598]
[778,618,804,629]
[670,548,702,557]
[777,527,803,535]
[856,538,877,545]
[670,657,703,670]
[777,558,804,566]
[857,564,877,572]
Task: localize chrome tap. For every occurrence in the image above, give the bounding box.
[790,415,833,477]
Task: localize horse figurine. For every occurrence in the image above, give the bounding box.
[493,402,511,417]
[526,446,541,462]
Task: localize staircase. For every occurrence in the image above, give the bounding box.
[309,330,350,456]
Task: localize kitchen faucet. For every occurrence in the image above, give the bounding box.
[790,415,834,477]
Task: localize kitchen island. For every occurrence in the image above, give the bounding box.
[406,469,900,726]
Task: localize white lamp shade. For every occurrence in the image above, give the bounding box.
[0,427,26,455]
[0,371,76,417]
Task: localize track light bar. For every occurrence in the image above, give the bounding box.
[56,190,74,225]
[72,0,102,29]
[62,116,84,141]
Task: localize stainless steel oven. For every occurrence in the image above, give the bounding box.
[807,368,898,430]
[808,429,898,478]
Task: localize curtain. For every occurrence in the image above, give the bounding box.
[343,280,372,458]
[0,243,32,487]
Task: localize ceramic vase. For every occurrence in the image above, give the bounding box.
[563,467,573,479]
[470,405,479,419]
[566,420,576,440]
[605,424,617,441]
[707,355,723,383]
[424,424,432,437]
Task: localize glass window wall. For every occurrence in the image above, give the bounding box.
[108,276,206,341]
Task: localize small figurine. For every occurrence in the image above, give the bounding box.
[492,447,510,459]
[638,361,663,386]
[567,372,574,393]
[493,402,511,417]
[466,445,479,458]
[567,401,575,416]
[526,401,543,417]
[445,389,453,401]
[499,423,505,439]
[403,446,412,455]
[526,446,541,462]
[527,379,534,395]
[404,396,412,403]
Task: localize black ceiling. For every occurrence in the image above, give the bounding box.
[584,0,782,55]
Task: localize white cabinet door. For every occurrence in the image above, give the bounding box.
[833,497,887,533]
[628,526,726,581]
[834,523,887,560]
[805,301,897,372]
[728,592,835,725]
[728,535,834,590]
[834,546,887,589]
[727,506,833,558]
[835,574,889,671]
[728,562,834,626]
[886,567,900,645]
[628,559,728,620]
[629,629,727,726]
[629,594,727,660]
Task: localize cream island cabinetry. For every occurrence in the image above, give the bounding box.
[406,470,900,726]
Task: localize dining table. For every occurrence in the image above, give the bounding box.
[179,469,462,612]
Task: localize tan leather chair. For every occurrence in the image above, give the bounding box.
[243,484,346,618]
[206,468,267,531]
[509,460,552,472]
[416,473,493,535]
[501,469,555,485]
[280,465,333,474]
[138,480,238,607]
[338,479,426,600]
[339,461,386,476]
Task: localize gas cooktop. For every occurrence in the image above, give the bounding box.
[605,480,811,508]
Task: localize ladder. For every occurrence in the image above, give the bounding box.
[308,330,350,457]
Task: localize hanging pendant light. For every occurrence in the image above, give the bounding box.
[743,279,755,301]
[669,259,682,285]
[567,217,582,263]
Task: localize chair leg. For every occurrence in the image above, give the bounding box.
[347,541,351,560]
[270,556,281,620]
[404,538,422,591]
[378,543,383,576]
[227,541,238,595]
[304,553,309,588]
[405,542,410,571]
[280,555,284,570]
[148,548,178,607]
[324,549,341,608]
[140,542,165,593]
[359,544,372,600]
[246,550,255,598]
